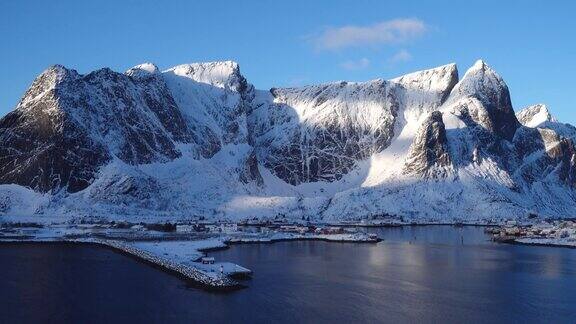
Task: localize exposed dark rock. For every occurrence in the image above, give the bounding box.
[0,70,111,192]
[0,64,189,192]
[448,60,519,141]
[404,111,452,178]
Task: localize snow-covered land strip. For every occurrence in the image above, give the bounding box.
[81,238,241,289]
[227,231,380,244]
[132,239,228,264]
[193,262,252,278]
[515,237,576,248]
[488,220,576,248]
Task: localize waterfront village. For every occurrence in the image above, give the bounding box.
[486,219,576,247]
[1,216,575,290]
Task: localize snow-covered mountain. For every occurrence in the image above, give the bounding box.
[517,104,556,128]
[0,60,575,223]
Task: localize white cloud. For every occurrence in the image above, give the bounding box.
[339,58,370,70]
[312,18,426,51]
[388,49,412,63]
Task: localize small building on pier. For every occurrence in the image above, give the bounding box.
[201,257,215,265]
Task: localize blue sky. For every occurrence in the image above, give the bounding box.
[1,0,575,123]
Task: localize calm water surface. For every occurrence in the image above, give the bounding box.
[1,226,575,323]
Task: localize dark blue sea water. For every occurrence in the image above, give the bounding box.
[1,226,575,323]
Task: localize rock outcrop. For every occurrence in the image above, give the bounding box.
[403,111,452,178]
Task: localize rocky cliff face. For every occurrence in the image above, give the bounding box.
[163,61,254,158]
[0,61,261,194]
[446,60,519,140]
[319,60,576,222]
[249,80,398,185]
[250,63,458,185]
[0,64,185,193]
[403,111,452,178]
[516,104,556,128]
[513,116,576,188]
[0,59,575,222]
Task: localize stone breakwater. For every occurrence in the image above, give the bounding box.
[85,239,242,291]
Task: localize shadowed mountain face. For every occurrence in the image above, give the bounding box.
[0,65,189,193]
[0,60,575,221]
[0,62,260,193]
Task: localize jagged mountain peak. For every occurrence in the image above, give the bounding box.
[445,59,519,140]
[160,60,253,154]
[471,59,487,70]
[163,60,245,90]
[453,59,507,97]
[516,104,557,127]
[391,63,460,122]
[125,62,160,79]
[391,62,458,94]
[16,65,78,113]
[43,64,78,79]
[462,59,497,80]
[0,61,200,193]
[31,64,77,86]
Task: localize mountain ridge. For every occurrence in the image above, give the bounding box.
[1,59,575,223]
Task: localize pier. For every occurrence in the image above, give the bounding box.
[86,239,243,291]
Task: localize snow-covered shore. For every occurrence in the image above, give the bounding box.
[227,231,380,244]
[488,221,576,248]
[515,237,576,248]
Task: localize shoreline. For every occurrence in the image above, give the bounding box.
[487,221,576,250]
[226,236,382,245]
[499,239,576,250]
[491,233,576,249]
[239,222,499,229]
[1,221,516,230]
